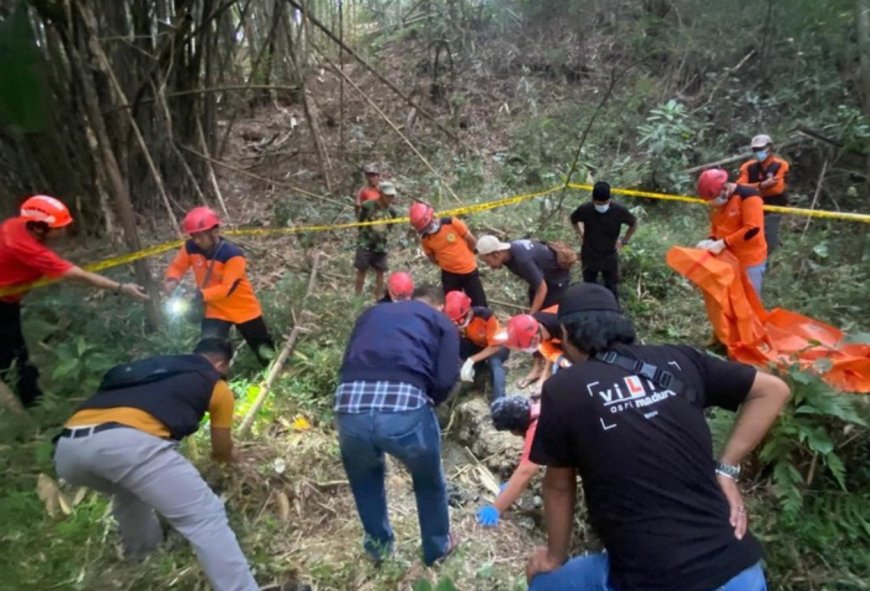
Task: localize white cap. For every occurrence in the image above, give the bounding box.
[378,181,397,196]
[477,235,511,255]
[750,134,772,149]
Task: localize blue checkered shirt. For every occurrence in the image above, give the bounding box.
[334,380,431,413]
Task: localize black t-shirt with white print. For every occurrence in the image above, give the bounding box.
[530,344,762,591]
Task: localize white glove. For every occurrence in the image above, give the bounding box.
[704,239,726,255]
[460,358,476,382]
[696,239,713,250]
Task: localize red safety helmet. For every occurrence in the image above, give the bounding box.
[387,271,414,301]
[20,195,73,228]
[505,314,540,350]
[444,290,472,324]
[409,202,435,233]
[182,206,221,235]
[696,169,729,201]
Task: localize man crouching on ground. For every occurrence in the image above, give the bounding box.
[526,283,790,591]
[54,339,258,591]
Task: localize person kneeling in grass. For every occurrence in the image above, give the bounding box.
[477,396,540,526]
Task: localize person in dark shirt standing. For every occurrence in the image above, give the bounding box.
[477,235,570,313]
[335,285,460,566]
[569,181,636,302]
[526,283,790,591]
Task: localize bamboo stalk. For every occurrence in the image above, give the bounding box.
[78,3,182,238]
[320,52,461,203]
[180,144,349,209]
[237,251,321,438]
[285,0,461,144]
[196,118,231,217]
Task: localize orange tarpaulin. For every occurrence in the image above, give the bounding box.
[666,246,870,393]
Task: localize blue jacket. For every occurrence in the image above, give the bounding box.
[339,300,460,405]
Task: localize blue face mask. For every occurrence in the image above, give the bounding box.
[754,150,769,161]
[594,203,610,214]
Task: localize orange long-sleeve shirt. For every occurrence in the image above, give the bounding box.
[710,186,767,267]
[165,239,262,324]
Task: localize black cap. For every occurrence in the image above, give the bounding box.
[557,283,620,324]
[592,181,611,202]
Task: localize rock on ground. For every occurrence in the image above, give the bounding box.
[449,396,524,478]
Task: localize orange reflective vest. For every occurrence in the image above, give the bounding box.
[737,155,789,205]
[166,239,263,324]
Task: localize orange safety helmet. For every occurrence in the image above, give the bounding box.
[444,290,472,324]
[182,206,221,235]
[387,271,414,301]
[409,202,435,233]
[20,195,73,228]
[505,314,540,350]
[697,169,729,201]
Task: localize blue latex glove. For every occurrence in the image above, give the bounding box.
[499,482,508,493]
[477,504,500,527]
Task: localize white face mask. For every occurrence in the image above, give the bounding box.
[459,313,472,329]
[594,203,610,213]
[711,196,728,207]
[521,345,539,353]
[424,220,441,235]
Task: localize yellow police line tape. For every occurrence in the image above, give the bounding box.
[2,182,868,298]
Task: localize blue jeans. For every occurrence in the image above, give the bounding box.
[336,406,450,565]
[529,554,767,591]
[745,262,766,298]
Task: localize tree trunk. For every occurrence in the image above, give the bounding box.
[67,33,162,329]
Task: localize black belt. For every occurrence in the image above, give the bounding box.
[58,422,126,439]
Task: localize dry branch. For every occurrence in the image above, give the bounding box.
[803,158,830,233]
[180,145,349,209]
[320,52,460,202]
[78,3,182,237]
[285,0,461,144]
[237,251,321,438]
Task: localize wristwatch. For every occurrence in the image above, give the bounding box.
[715,460,740,479]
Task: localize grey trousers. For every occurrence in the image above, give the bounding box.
[54,427,258,591]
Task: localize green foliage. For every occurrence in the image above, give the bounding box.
[758,368,867,516]
[413,577,458,591]
[636,100,705,192]
[0,2,50,132]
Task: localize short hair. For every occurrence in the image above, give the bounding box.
[561,311,636,356]
[491,396,532,432]
[193,338,234,363]
[413,284,444,305]
[592,181,611,202]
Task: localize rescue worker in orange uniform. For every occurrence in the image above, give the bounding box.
[444,290,508,400]
[0,195,148,407]
[502,310,570,395]
[737,134,790,254]
[696,169,768,297]
[355,163,382,218]
[164,207,274,365]
[409,202,487,307]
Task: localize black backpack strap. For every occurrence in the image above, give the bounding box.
[595,350,698,405]
[197,240,227,290]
